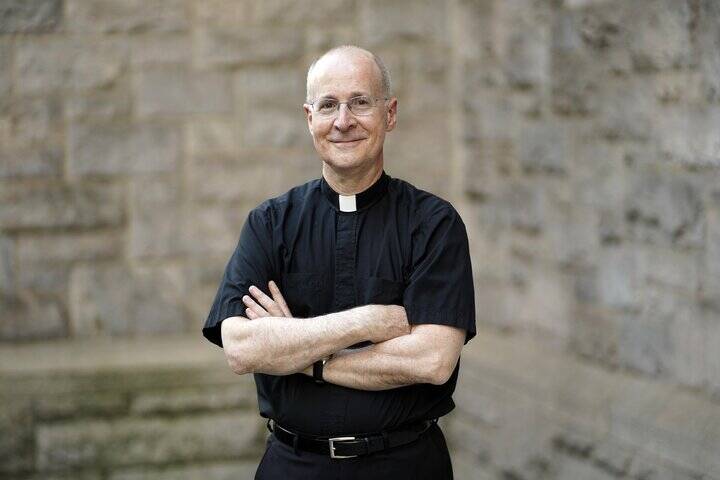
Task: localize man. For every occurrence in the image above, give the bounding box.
[202,45,476,480]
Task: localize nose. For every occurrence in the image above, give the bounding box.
[333,103,357,132]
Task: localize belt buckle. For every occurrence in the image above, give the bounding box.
[328,436,358,459]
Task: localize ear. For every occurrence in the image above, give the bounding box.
[385,97,398,132]
[303,103,314,134]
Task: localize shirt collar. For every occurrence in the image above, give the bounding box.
[320,170,390,212]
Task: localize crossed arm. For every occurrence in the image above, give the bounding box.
[220,281,466,391]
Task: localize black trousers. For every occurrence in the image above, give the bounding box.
[254,422,454,480]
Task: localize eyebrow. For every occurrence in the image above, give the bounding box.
[317,91,371,100]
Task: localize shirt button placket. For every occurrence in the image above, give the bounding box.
[333,213,357,312]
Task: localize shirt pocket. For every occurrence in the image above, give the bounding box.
[280,272,324,318]
[362,276,405,306]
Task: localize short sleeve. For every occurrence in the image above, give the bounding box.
[202,206,275,348]
[403,206,476,344]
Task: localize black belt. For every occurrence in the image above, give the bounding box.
[266,417,438,459]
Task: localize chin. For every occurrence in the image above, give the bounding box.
[323,151,372,170]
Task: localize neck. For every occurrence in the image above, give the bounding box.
[322,161,384,195]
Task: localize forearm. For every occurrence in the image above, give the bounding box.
[221,305,402,376]
[303,334,441,391]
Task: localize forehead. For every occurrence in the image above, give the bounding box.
[310,51,382,98]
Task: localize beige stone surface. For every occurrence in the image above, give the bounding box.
[2,0,720,477]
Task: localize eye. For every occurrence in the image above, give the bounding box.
[316,99,337,112]
[351,96,372,107]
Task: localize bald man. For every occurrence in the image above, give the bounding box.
[203,45,476,480]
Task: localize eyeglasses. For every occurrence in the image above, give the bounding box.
[307,95,387,117]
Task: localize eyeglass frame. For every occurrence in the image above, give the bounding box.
[304,95,390,118]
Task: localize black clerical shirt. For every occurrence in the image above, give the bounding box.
[202,170,476,436]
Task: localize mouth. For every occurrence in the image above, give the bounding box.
[330,138,365,144]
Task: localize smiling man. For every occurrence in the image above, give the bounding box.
[202,45,476,480]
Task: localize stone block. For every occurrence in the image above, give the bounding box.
[0,235,14,295]
[596,78,656,142]
[615,289,675,376]
[0,293,66,341]
[0,146,62,178]
[701,205,720,302]
[705,331,720,400]
[359,0,447,47]
[505,264,573,340]
[550,7,631,114]
[0,181,124,230]
[696,0,720,103]
[639,246,700,294]
[653,71,706,106]
[0,41,10,110]
[15,38,128,94]
[68,123,180,176]
[0,0,61,33]
[666,302,706,388]
[496,181,545,234]
[568,306,619,368]
[129,34,191,67]
[625,0,695,72]
[591,439,635,476]
[130,384,256,415]
[109,461,260,480]
[35,412,262,471]
[596,246,642,310]
[5,95,63,147]
[134,68,233,117]
[69,263,187,337]
[625,166,704,247]
[383,117,453,199]
[628,451,709,480]
[517,120,570,174]
[33,393,128,421]
[188,162,306,204]
[186,118,241,157]
[555,456,615,480]
[186,203,251,256]
[493,0,551,90]
[305,27,358,57]
[193,26,303,69]
[235,66,304,107]
[398,45,451,115]
[655,107,720,169]
[17,263,71,296]
[65,0,188,33]
[17,230,122,265]
[252,0,355,25]
[64,87,132,121]
[0,400,34,474]
[242,109,308,148]
[127,176,189,259]
[193,0,252,28]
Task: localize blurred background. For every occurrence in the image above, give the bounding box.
[1,0,719,478]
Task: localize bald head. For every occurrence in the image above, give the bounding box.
[306,45,392,103]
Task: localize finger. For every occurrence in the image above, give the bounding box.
[249,285,283,316]
[268,280,292,317]
[243,294,269,317]
[245,308,258,320]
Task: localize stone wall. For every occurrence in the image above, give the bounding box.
[457,0,720,398]
[2,0,720,479]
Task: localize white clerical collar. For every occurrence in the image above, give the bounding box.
[338,194,357,212]
[321,171,390,212]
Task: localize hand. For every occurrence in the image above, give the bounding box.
[242,281,293,319]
